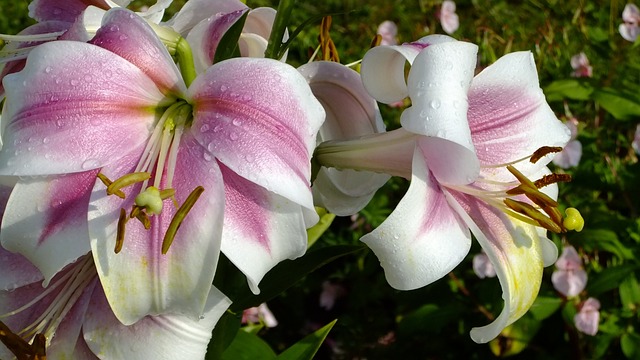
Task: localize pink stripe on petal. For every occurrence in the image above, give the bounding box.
[166,0,248,35]
[90,8,186,96]
[0,41,163,176]
[361,147,471,290]
[89,137,225,325]
[219,162,308,294]
[1,173,94,286]
[190,57,324,209]
[187,9,249,74]
[469,52,570,170]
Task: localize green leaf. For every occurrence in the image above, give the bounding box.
[528,296,563,321]
[579,229,634,260]
[265,0,295,59]
[221,329,277,360]
[543,79,593,101]
[206,311,242,360]
[592,88,640,120]
[306,207,336,248]
[230,245,365,311]
[587,264,638,296]
[276,320,337,360]
[398,303,461,335]
[621,332,640,359]
[213,12,248,64]
[619,273,640,311]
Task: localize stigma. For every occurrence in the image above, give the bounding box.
[96,100,203,254]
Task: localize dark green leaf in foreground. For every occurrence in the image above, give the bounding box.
[221,330,277,360]
[276,320,337,360]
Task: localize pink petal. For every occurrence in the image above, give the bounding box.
[0,41,165,176]
[552,140,582,168]
[83,285,231,360]
[88,137,225,325]
[89,8,187,95]
[361,34,456,104]
[189,57,324,211]
[574,298,600,336]
[555,245,583,270]
[551,268,587,297]
[449,192,549,343]
[1,172,96,286]
[186,9,249,74]
[298,61,390,215]
[472,251,496,278]
[377,21,398,46]
[28,0,109,23]
[622,3,640,23]
[166,0,248,35]
[361,147,471,290]
[219,163,309,294]
[469,52,571,173]
[439,1,459,34]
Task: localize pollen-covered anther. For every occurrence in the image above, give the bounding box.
[534,173,572,188]
[530,146,563,163]
[115,208,128,254]
[162,186,204,254]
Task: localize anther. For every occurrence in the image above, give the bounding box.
[530,146,563,163]
[504,199,563,233]
[115,208,128,253]
[506,165,537,190]
[107,172,151,199]
[534,173,572,188]
[162,186,204,254]
[97,173,125,199]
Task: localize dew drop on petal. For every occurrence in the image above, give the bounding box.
[45,66,52,73]
[430,99,441,109]
[200,124,210,133]
[419,110,428,118]
[207,142,215,152]
[232,119,241,126]
[213,125,223,133]
[220,84,228,92]
[119,34,128,41]
[203,152,212,162]
[229,132,239,141]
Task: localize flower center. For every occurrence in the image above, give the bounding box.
[448,146,584,234]
[97,100,204,254]
[0,255,96,358]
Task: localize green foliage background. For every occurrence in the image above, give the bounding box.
[2,0,640,359]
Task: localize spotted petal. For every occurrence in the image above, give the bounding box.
[0,41,166,176]
[361,147,471,290]
[219,163,309,294]
[189,57,324,212]
[88,136,225,325]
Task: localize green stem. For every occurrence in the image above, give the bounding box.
[176,37,196,87]
[265,0,296,59]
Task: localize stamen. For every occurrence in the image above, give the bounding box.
[129,206,152,230]
[530,146,563,163]
[504,199,563,233]
[534,173,572,188]
[162,186,204,254]
[563,208,584,232]
[107,172,151,198]
[0,320,37,359]
[135,187,164,215]
[115,208,128,253]
[97,173,125,199]
[506,165,537,190]
[0,31,65,42]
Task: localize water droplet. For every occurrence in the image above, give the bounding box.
[200,124,210,132]
[109,25,119,32]
[229,92,238,97]
[241,94,252,102]
[22,80,28,87]
[430,99,441,109]
[213,125,223,133]
[207,142,215,152]
[84,74,92,82]
[417,81,426,89]
[55,78,62,85]
[419,110,429,118]
[56,119,64,127]
[232,119,241,126]
[203,152,212,161]
[82,158,100,170]
[245,154,254,162]
[43,137,50,144]
[219,84,228,92]
[119,34,128,41]
[44,66,52,73]
[229,132,239,141]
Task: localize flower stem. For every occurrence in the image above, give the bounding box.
[265,0,296,59]
[176,37,196,87]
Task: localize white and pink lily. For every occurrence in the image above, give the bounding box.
[298,61,390,216]
[315,35,582,342]
[0,8,323,327]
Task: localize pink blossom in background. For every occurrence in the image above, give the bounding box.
[553,118,582,168]
[619,3,640,42]
[242,303,278,328]
[633,124,640,154]
[574,298,600,336]
[438,1,459,34]
[319,281,346,310]
[551,246,588,297]
[570,52,592,78]
[377,20,398,45]
[472,251,496,278]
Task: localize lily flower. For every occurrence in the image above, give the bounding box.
[0,8,323,326]
[298,61,390,216]
[551,245,587,297]
[316,35,582,342]
[438,1,459,35]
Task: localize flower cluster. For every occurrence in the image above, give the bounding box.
[0,0,581,357]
